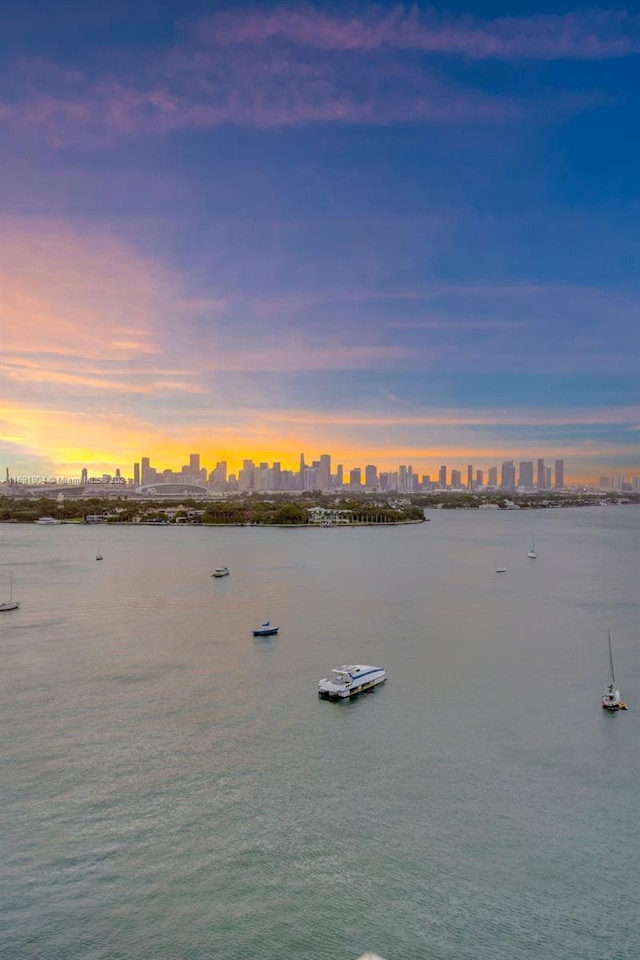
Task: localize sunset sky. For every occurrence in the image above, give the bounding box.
[1,1,639,484]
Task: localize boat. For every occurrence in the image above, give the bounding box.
[496,567,507,573]
[602,631,628,711]
[0,571,20,612]
[527,530,537,559]
[318,664,386,700]
[212,566,230,578]
[35,516,61,524]
[96,539,103,561]
[253,621,279,637]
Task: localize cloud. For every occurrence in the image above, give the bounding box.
[196,5,640,61]
[5,5,630,144]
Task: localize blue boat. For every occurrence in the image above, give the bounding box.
[253,621,279,637]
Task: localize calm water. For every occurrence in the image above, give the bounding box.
[2,507,639,960]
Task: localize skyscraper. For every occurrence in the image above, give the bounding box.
[555,459,564,489]
[467,464,473,490]
[501,460,516,490]
[518,461,534,488]
[318,454,331,492]
[439,465,447,488]
[537,458,546,490]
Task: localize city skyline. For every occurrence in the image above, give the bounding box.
[7,449,639,493]
[1,2,639,485]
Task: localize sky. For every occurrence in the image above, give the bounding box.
[1,0,639,485]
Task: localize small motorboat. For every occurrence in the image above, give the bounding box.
[496,567,507,573]
[212,566,230,578]
[253,621,279,637]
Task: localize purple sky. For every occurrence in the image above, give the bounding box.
[1,1,639,482]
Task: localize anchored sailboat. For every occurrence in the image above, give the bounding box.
[0,570,20,612]
[527,530,537,559]
[602,631,627,711]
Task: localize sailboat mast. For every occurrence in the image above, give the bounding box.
[608,631,615,685]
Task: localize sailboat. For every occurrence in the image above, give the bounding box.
[96,542,103,561]
[527,530,537,559]
[602,631,627,711]
[0,571,20,611]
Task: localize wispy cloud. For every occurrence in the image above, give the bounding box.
[195,5,640,61]
[3,5,628,144]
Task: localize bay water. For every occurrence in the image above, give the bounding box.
[2,506,639,960]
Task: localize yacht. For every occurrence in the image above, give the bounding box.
[35,516,61,524]
[212,566,230,578]
[318,664,386,700]
[0,571,19,612]
[602,631,628,711]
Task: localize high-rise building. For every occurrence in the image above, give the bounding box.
[140,457,156,485]
[487,466,498,486]
[501,460,516,490]
[189,453,200,475]
[238,459,254,491]
[451,469,462,488]
[81,467,88,483]
[349,468,362,487]
[318,454,331,491]
[467,464,473,490]
[537,458,546,490]
[335,464,344,488]
[555,459,564,489]
[476,469,484,488]
[365,464,378,488]
[133,463,140,486]
[518,461,534,488]
[439,465,447,488]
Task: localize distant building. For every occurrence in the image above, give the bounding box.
[518,461,534,488]
[555,459,564,489]
[501,461,516,490]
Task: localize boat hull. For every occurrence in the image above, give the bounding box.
[318,666,386,700]
[253,628,279,636]
[319,675,386,700]
[0,601,20,612]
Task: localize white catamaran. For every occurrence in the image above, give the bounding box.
[602,631,627,711]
